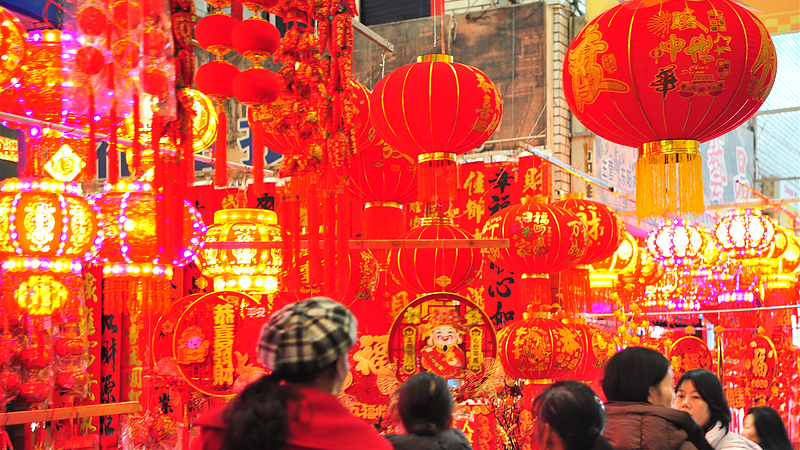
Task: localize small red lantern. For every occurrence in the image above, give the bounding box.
[348,79,372,149]
[233,67,281,107]
[113,0,142,30]
[75,46,105,76]
[195,60,240,103]
[553,193,624,265]
[195,12,239,57]
[389,220,483,294]
[232,17,281,63]
[563,0,776,220]
[77,6,107,37]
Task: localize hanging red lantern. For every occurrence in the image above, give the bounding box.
[76,6,107,36]
[195,60,240,103]
[284,249,380,306]
[371,54,503,158]
[75,46,105,76]
[113,0,142,30]
[232,17,281,63]
[233,67,281,107]
[571,321,616,381]
[241,0,278,12]
[389,220,483,294]
[349,136,417,205]
[143,27,168,56]
[113,39,140,72]
[498,316,585,380]
[195,12,239,57]
[552,193,624,265]
[142,66,169,98]
[348,79,372,149]
[563,0,776,220]
[248,101,302,155]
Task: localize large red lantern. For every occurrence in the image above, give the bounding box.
[389,220,483,294]
[563,0,776,219]
[233,67,281,107]
[553,193,624,265]
[498,316,585,380]
[232,17,281,62]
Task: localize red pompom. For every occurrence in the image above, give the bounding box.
[143,67,170,97]
[113,39,140,71]
[77,6,107,36]
[75,46,105,76]
[143,27,167,56]
[232,17,281,62]
[113,0,141,30]
[233,67,281,106]
[20,382,50,404]
[195,60,240,102]
[195,13,239,57]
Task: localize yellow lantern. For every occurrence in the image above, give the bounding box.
[714,209,776,259]
[646,219,704,268]
[197,208,281,294]
[15,274,67,316]
[589,232,638,288]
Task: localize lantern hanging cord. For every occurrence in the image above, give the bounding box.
[380,52,386,79]
[587,303,800,317]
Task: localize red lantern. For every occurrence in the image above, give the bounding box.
[349,138,417,205]
[113,0,142,30]
[75,46,105,76]
[195,60,240,102]
[498,316,585,380]
[142,67,169,98]
[563,0,776,219]
[233,67,281,107]
[553,193,624,265]
[232,17,281,63]
[0,7,26,92]
[348,79,372,149]
[241,0,278,13]
[77,6,107,37]
[670,336,714,383]
[571,322,616,381]
[283,249,380,306]
[143,27,167,56]
[389,221,483,294]
[113,39,140,72]
[248,101,302,154]
[195,12,239,57]
[371,54,502,158]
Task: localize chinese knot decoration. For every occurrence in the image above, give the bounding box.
[563,0,776,220]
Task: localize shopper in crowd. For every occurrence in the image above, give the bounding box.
[742,407,791,450]
[191,297,392,450]
[385,371,472,450]
[534,380,614,450]
[675,369,759,450]
[602,347,713,450]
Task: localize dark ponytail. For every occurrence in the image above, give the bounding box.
[396,372,453,437]
[535,381,614,450]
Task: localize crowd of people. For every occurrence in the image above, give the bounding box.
[190,297,794,450]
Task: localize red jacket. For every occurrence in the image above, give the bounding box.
[191,386,393,450]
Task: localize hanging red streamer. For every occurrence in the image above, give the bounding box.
[252,123,265,197]
[214,105,228,188]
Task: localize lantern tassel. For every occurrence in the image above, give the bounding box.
[323,187,336,296]
[252,123,265,197]
[307,179,320,295]
[214,105,228,188]
[556,267,590,315]
[108,99,119,184]
[636,140,703,221]
[86,86,97,182]
[520,274,551,311]
[363,202,405,266]
[417,153,457,219]
[336,182,349,296]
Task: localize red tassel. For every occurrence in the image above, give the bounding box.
[252,122,265,197]
[520,275,552,311]
[287,193,301,293]
[307,179,320,295]
[153,114,168,261]
[277,187,290,292]
[214,105,228,188]
[323,187,336,296]
[108,100,119,184]
[132,92,141,171]
[184,96,195,186]
[336,182,349,296]
[362,203,404,267]
[86,87,97,182]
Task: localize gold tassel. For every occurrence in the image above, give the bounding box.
[636,140,702,221]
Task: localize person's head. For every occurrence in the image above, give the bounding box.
[743,407,792,450]
[675,369,730,432]
[602,346,673,407]
[395,371,453,436]
[534,381,614,450]
[223,297,358,450]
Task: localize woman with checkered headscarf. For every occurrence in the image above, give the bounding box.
[191,297,393,450]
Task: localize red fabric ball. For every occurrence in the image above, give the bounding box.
[77,6,107,36]
[562,0,776,147]
[20,382,50,404]
[195,60,240,102]
[195,13,239,56]
[113,0,141,30]
[143,67,169,97]
[232,17,281,62]
[371,56,503,158]
[113,39,140,72]
[75,46,105,76]
[233,67,281,106]
[389,223,483,294]
[143,27,167,56]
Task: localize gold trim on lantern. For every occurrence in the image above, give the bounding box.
[214,208,277,225]
[521,273,550,279]
[417,54,454,63]
[560,192,586,201]
[639,140,700,157]
[527,379,556,385]
[364,201,402,210]
[636,140,703,220]
[521,195,550,205]
[418,152,456,163]
[420,216,455,226]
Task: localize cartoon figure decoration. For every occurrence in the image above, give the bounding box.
[175,326,210,365]
[420,310,466,379]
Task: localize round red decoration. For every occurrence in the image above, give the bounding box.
[744,335,777,394]
[371,54,503,158]
[75,46,105,76]
[348,79,372,149]
[481,198,589,275]
[195,12,239,57]
[233,67,281,106]
[143,27,167,56]
[349,133,417,204]
[152,293,204,365]
[113,0,142,30]
[77,6,107,36]
[498,316,584,380]
[387,292,497,382]
[283,249,380,305]
[571,322,616,381]
[195,60,240,102]
[173,291,267,397]
[562,0,775,147]
[248,102,301,154]
[669,336,714,384]
[113,39,140,72]
[232,17,281,63]
[389,222,483,294]
[142,66,169,98]
[553,193,624,265]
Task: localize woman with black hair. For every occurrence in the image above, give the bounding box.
[191,298,392,450]
[385,372,472,450]
[534,381,614,450]
[601,347,713,450]
[742,407,791,450]
[675,369,759,450]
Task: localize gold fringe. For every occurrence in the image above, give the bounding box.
[636,152,703,221]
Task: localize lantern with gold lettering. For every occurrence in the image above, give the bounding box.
[744,335,777,394]
[590,232,638,289]
[563,0,776,220]
[497,314,585,381]
[669,336,714,383]
[285,249,380,305]
[553,193,624,265]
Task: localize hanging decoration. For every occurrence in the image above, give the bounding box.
[562,0,777,219]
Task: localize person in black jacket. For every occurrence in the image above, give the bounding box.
[534,381,614,450]
[385,372,472,450]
